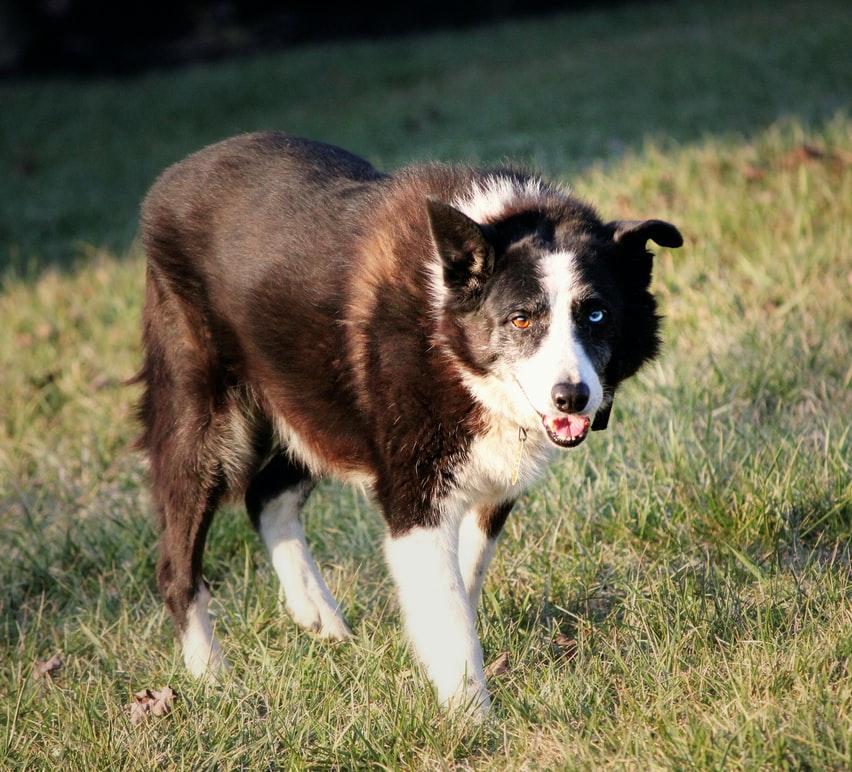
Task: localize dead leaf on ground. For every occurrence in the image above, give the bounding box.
[127,686,177,726]
[484,651,510,679]
[781,143,827,169]
[32,654,63,681]
[835,147,852,165]
[34,322,54,340]
[553,634,578,661]
[742,163,766,182]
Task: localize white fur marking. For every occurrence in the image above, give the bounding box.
[458,510,497,608]
[453,176,555,225]
[514,251,603,417]
[218,407,255,484]
[181,584,228,678]
[464,411,556,499]
[385,512,490,717]
[272,418,331,479]
[452,251,606,498]
[259,486,351,640]
[424,249,448,311]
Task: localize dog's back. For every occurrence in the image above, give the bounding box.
[141,131,385,335]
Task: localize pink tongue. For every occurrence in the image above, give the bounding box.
[547,414,590,440]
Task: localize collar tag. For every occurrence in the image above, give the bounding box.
[510,426,528,486]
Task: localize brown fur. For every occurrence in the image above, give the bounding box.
[136,135,495,630]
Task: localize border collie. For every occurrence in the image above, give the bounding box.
[137,132,682,717]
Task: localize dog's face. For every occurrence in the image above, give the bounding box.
[427,198,682,448]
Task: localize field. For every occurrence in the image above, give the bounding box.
[1,0,851,768]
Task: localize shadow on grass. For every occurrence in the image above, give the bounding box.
[1,0,849,278]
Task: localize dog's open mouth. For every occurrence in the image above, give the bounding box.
[542,414,590,448]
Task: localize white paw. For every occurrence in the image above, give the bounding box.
[183,636,230,680]
[286,589,352,641]
[442,680,491,721]
[181,586,230,679]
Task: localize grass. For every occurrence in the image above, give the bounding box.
[1,0,851,767]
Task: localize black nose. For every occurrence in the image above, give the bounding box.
[551,382,590,413]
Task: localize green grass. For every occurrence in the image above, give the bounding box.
[1,0,851,768]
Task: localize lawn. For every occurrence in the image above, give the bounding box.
[1,0,851,768]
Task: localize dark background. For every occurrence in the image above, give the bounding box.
[3,0,847,275]
[2,0,631,75]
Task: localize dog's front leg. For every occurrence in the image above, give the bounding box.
[458,500,515,609]
[384,503,490,718]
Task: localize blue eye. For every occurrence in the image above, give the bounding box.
[588,309,606,324]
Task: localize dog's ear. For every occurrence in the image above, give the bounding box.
[607,219,682,289]
[426,198,495,302]
[609,219,683,250]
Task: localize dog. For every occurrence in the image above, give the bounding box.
[136,132,682,717]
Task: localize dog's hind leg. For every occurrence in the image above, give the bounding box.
[151,437,230,679]
[245,452,351,640]
[138,261,247,678]
[146,393,240,678]
[458,500,515,609]
[164,548,227,679]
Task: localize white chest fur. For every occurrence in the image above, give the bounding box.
[455,413,555,507]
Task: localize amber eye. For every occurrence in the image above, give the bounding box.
[511,315,531,329]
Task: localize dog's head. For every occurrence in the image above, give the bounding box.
[427,189,682,448]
